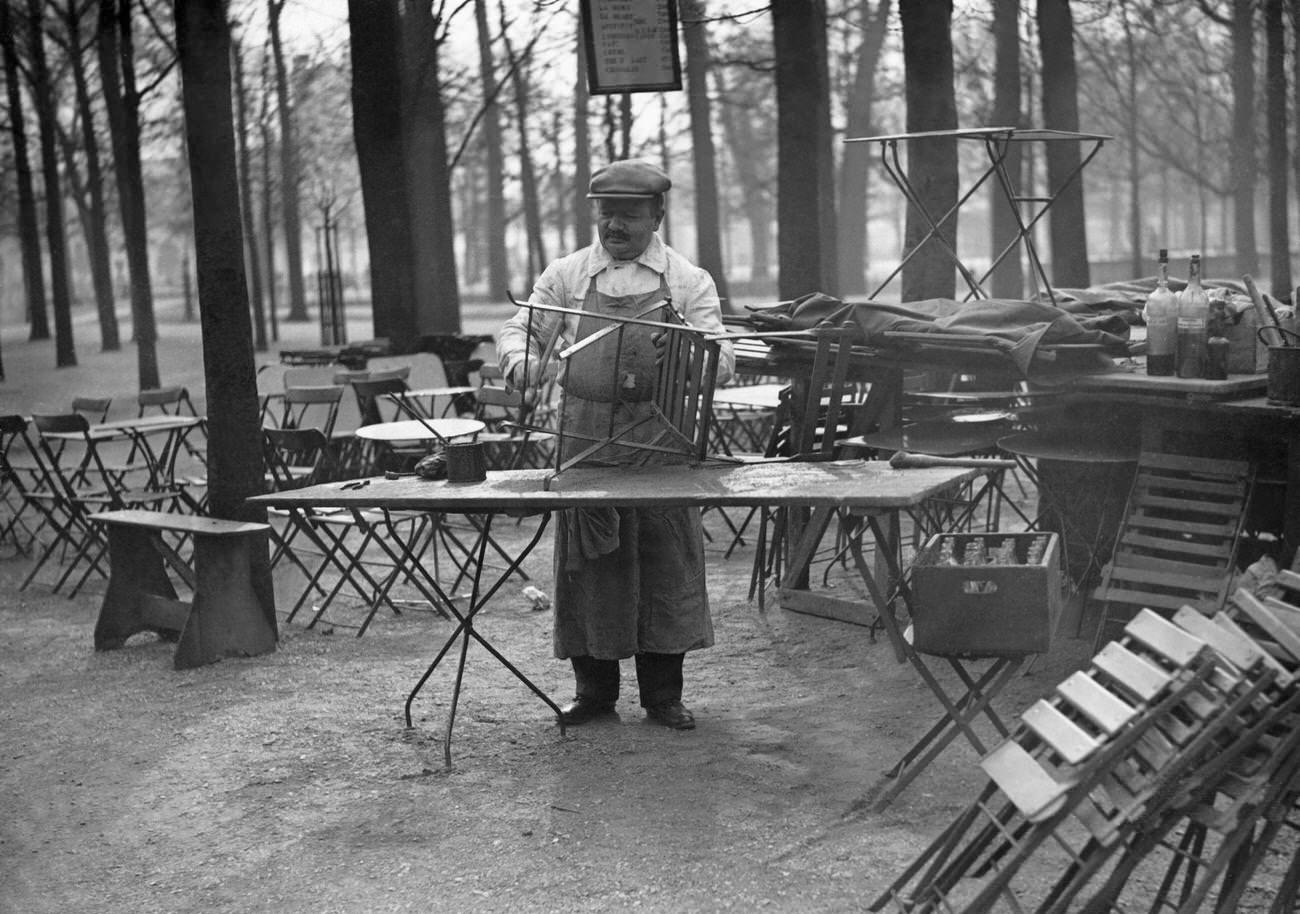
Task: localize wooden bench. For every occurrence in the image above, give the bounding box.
[89,510,277,669]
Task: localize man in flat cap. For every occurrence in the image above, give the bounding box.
[497,158,734,731]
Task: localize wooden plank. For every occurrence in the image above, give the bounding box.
[1093,642,1172,701]
[1109,552,1234,579]
[1106,565,1233,593]
[1127,513,1236,537]
[1129,492,1244,516]
[1214,612,1296,672]
[1262,596,1300,635]
[91,508,270,537]
[1118,531,1229,558]
[777,589,875,628]
[1174,606,1280,680]
[1133,472,1248,498]
[979,740,1068,821]
[1139,452,1251,478]
[1021,700,1101,765]
[1123,609,1207,666]
[1233,590,1300,662]
[1277,569,1300,597]
[1099,588,1219,613]
[1056,672,1137,735]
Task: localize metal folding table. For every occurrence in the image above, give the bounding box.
[844,126,1110,304]
[249,459,990,767]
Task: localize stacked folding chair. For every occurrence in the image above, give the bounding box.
[870,608,1284,913]
[1090,451,1254,649]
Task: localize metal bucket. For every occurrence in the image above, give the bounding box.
[1260,327,1300,405]
[445,441,488,483]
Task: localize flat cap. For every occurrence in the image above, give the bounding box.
[587,159,672,199]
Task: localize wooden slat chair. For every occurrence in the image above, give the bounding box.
[1076,594,1300,913]
[547,319,722,476]
[262,426,449,635]
[1090,451,1254,651]
[869,609,1274,914]
[744,326,862,607]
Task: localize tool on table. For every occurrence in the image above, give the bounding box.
[888,451,1017,470]
[383,471,415,480]
[339,479,371,490]
[1243,274,1288,347]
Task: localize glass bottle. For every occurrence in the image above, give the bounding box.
[1144,249,1177,376]
[1176,254,1209,379]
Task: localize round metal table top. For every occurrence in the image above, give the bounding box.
[998,429,1140,463]
[354,418,485,442]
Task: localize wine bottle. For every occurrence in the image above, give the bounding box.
[1144,249,1177,376]
[1176,254,1208,379]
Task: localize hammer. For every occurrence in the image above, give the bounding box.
[888,450,1017,470]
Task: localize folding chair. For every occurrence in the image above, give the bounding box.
[262,426,450,635]
[347,375,428,474]
[471,385,554,471]
[1089,451,1254,650]
[1075,596,1300,914]
[0,415,40,554]
[870,609,1274,913]
[22,413,189,596]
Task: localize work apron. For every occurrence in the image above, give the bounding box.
[552,276,713,660]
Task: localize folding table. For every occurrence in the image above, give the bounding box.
[844,126,1110,304]
[249,459,990,766]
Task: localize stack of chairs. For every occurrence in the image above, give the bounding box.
[869,579,1300,913]
[1090,450,1254,650]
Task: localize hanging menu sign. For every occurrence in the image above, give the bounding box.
[581,0,683,95]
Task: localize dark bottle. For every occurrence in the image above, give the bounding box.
[1176,254,1208,379]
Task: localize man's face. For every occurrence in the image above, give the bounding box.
[595,198,661,261]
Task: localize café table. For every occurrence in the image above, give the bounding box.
[353,417,485,447]
[44,414,205,495]
[249,458,992,767]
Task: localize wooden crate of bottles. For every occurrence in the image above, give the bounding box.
[910,532,1062,657]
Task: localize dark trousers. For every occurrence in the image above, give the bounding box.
[571,652,684,707]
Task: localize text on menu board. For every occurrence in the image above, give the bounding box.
[581,0,682,94]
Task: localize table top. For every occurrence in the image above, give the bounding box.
[44,414,203,441]
[713,383,787,410]
[1035,367,1268,400]
[249,459,987,513]
[999,429,1141,463]
[354,418,485,442]
[404,386,478,399]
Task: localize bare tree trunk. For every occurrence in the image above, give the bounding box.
[258,49,280,342]
[25,0,77,367]
[59,0,120,352]
[1230,0,1259,276]
[990,0,1024,299]
[499,8,545,289]
[400,0,460,335]
[97,0,160,389]
[0,0,47,348]
[475,0,509,298]
[573,24,592,251]
[838,0,891,297]
[714,67,775,287]
[1036,0,1090,288]
[233,35,268,352]
[1119,0,1142,279]
[175,0,272,553]
[268,0,308,322]
[1266,0,1291,295]
[900,0,958,303]
[349,0,418,342]
[773,0,837,299]
[681,0,731,309]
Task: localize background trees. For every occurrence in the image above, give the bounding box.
[2,0,1299,379]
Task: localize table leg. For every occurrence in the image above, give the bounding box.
[402,511,562,765]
